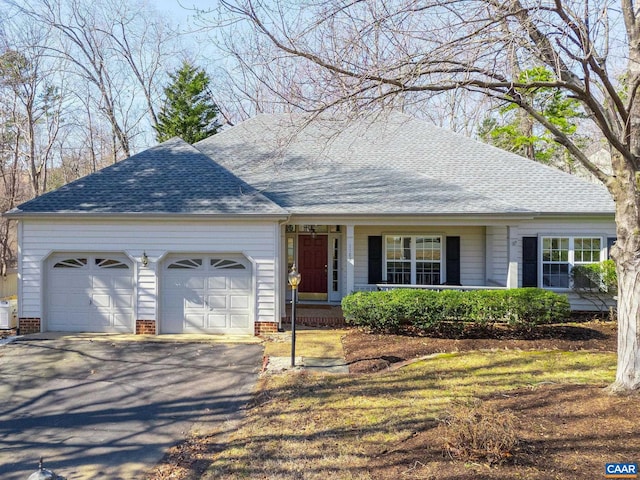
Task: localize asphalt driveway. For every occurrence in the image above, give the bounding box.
[0,336,263,480]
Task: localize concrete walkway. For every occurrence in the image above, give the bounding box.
[265,355,349,374]
[262,328,350,374]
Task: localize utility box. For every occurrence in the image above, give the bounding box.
[0,300,16,329]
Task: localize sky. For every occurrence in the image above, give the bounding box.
[153,0,217,29]
[150,0,232,68]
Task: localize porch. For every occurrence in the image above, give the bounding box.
[281,221,617,316]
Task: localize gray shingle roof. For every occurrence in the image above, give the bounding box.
[9,137,285,216]
[8,113,615,218]
[195,113,614,216]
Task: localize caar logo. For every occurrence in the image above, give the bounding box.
[605,463,638,479]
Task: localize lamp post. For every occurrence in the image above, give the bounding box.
[27,457,66,480]
[288,264,302,367]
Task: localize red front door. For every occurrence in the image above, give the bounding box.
[298,235,328,300]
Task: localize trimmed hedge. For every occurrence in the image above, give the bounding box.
[341,288,570,334]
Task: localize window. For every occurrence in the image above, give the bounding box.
[210,258,246,269]
[385,236,442,285]
[168,258,203,269]
[386,236,411,284]
[331,238,339,292]
[53,258,87,268]
[287,237,295,271]
[541,236,603,288]
[95,258,129,269]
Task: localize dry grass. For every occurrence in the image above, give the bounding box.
[438,401,519,465]
[263,329,349,358]
[200,350,616,480]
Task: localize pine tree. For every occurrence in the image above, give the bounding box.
[155,62,221,143]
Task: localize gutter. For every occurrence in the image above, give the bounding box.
[2,211,290,221]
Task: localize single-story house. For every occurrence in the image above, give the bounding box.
[4,113,616,335]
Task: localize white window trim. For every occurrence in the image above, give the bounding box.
[539,235,606,290]
[383,235,443,285]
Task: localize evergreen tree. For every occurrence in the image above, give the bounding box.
[155,62,221,143]
[478,67,585,171]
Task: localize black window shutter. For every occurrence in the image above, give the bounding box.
[607,237,616,259]
[522,237,538,287]
[368,236,383,284]
[445,236,461,285]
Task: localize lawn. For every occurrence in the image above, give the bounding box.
[202,350,634,479]
[149,322,640,479]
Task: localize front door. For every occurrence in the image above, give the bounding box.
[298,235,328,300]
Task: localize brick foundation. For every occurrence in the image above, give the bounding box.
[19,318,41,335]
[136,319,156,335]
[281,316,347,328]
[255,321,279,336]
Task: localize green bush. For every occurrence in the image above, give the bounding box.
[341,288,570,334]
[571,259,617,293]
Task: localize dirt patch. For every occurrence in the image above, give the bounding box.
[147,432,226,480]
[343,320,616,373]
[376,384,639,480]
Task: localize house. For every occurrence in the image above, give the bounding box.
[4,113,616,335]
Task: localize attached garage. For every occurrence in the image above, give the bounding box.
[47,253,134,333]
[160,255,253,334]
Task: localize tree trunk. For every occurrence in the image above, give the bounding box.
[610,5,640,392]
[610,227,640,391]
[608,160,640,392]
[613,263,640,390]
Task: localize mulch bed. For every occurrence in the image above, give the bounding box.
[342,318,617,373]
[339,317,637,480]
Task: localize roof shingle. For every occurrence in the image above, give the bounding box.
[9,137,285,216]
[8,113,615,218]
[195,112,614,216]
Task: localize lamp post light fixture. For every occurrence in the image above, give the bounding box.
[287,264,302,367]
[27,457,66,480]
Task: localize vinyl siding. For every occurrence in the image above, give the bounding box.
[485,226,508,286]
[20,219,279,325]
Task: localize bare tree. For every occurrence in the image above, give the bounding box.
[0,0,183,271]
[217,0,640,392]
[0,21,65,198]
[0,102,23,275]
[6,0,182,160]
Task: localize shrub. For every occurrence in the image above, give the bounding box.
[340,291,402,333]
[341,288,570,333]
[438,401,520,465]
[504,288,571,327]
[571,260,617,313]
[571,260,617,294]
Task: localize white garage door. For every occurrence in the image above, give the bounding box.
[47,254,134,333]
[161,255,253,334]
